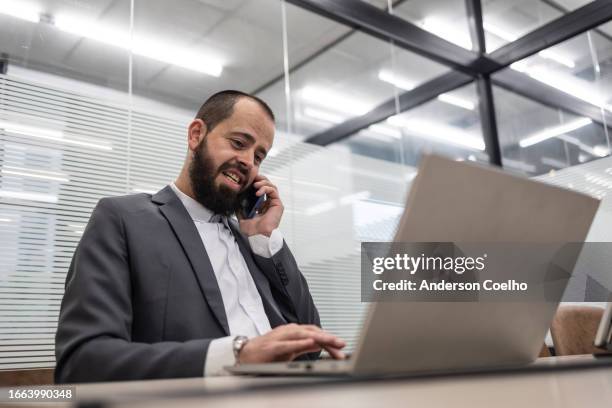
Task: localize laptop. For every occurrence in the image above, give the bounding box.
[228,154,600,376]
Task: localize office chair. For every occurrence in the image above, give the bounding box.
[550,306,604,355]
[0,368,54,386]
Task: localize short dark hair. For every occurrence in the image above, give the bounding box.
[195,90,275,133]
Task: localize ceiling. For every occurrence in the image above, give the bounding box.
[1,0,612,175]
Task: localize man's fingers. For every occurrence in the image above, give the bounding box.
[276,327,345,349]
[274,339,318,356]
[323,346,346,360]
[256,185,278,198]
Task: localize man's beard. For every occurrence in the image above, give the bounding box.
[189,140,248,216]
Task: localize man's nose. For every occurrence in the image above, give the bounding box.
[236,150,254,171]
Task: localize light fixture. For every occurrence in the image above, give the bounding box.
[368,124,402,139]
[482,22,518,42]
[54,15,223,77]
[421,17,472,50]
[483,22,575,68]
[437,93,476,111]
[387,115,485,151]
[339,191,370,206]
[557,134,610,158]
[131,187,158,194]
[358,129,397,143]
[0,119,113,150]
[519,117,592,147]
[593,145,610,157]
[2,166,69,182]
[0,190,58,203]
[378,69,476,111]
[513,65,610,111]
[300,86,372,115]
[377,69,415,91]
[336,165,408,183]
[537,50,575,69]
[0,217,12,222]
[303,107,347,124]
[502,157,537,173]
[0,0,40,23]
[305,191,371,216]
[305,201,336,216]
[541,156,568,168]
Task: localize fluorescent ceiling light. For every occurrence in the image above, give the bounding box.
[437,93,475,110]
[54,15,223,77]
[377,70,415,91]
[519,117,592,147]
[2,169,69,182]
[422,17,472,50]
[557,134,609,158]
[502,157,537,173]
[483,22,519,42]
[379,70,475,110]
[0,217,12,222]
[305,201,336,216]
[358,129,397,143]
[368,124,402,139]
[537,50,575,69]
[484,23,575,68]
[303,107,347,124]
[0,120,62,139]
[305,191,371,216]
[301,86,372,115]
[0,120,112,150]
[339,191,370,206]
[387,115,485,151]
[336,165,410,183]
[0,190,58,203]
[514,65,610,110]
[132,186,158,194]
[593,145,610,157]
[0,1,40,23]
[541,156,568,169]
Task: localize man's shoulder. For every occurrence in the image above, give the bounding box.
[97,192,156,215]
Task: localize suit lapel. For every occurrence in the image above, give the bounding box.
[153,186,230,335]
[229,222,287,328]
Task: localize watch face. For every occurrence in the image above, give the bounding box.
[233,336,249,361]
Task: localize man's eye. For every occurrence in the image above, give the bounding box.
[255,155,263,165]
[231,139,244,148]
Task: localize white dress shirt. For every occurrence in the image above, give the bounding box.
[169,183,284,376]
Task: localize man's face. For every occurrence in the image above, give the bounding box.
[188,98,274,215]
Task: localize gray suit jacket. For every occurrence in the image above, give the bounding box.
[55,186,320,383]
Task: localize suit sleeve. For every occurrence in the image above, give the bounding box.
[55,198,212,383]
[251,239,320,328]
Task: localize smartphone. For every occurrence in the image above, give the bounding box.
[239,184,266,219]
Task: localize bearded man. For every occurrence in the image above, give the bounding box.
[55,90,345,383]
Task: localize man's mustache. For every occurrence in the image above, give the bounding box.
[218,162,249,182]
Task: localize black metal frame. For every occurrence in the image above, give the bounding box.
[283,0,612,168]
[0,53,7,75]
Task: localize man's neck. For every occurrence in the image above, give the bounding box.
[174,175,195,200]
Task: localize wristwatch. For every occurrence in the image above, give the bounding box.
[232,335,249,365]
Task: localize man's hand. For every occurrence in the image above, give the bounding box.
[238,175,283,237]
[238,324,346,364]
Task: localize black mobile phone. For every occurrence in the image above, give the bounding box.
[239,185,266,219]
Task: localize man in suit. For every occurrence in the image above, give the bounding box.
[55,90,345,383]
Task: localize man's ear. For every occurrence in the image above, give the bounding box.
[187,119,207,151]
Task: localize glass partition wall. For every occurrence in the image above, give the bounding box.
[1,0,612,368]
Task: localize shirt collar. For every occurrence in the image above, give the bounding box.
[169,182,218,223]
